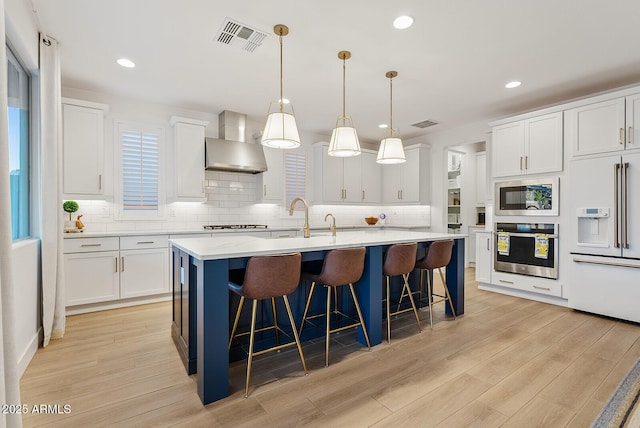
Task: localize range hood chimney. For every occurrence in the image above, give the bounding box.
[205,110,268,173]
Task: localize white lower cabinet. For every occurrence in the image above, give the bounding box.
[475,231,492,284]
[492,271,562,298]
[64,235,170,309]
[65,250,120,306]
[120,248,169,298]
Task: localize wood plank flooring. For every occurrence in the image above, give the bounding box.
[20,269,640,427]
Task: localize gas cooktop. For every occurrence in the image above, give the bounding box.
[203,224,268,230]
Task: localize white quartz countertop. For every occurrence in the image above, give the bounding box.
[170,230,465,261]
[62,224,429,239]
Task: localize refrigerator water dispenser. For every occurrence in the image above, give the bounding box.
[576,207,610,247]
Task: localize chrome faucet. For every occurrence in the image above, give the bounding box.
[324,213,336,236]
[289,197,311,238]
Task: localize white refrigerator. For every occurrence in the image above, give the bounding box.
[567,151,640,323]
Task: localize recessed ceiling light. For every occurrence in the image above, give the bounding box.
[117,58,135,68]
[278,98,290,104]
[505,81,522,89]
[379,123,388,129]
[393,16,414,30]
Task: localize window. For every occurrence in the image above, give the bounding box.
[284,151,306,211]
[7,46,30,240]
[116,122,164,219]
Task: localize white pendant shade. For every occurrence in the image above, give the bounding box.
[377,136,406,164]
[261,110,301,149]
[328,116,361,157]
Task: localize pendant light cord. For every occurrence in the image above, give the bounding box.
[279,30,284,113]
[342,54,346,125]
[389,76,393,136]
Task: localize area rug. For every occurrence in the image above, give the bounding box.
[593,359,640,427]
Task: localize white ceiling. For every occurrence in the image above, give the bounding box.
[33,0,640,143]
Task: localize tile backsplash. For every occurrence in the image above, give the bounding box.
[67,171,431,233]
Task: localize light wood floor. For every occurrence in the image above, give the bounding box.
[20,268,640,427]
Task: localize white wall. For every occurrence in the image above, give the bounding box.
[62,87,432,232]
[6,0,42,375]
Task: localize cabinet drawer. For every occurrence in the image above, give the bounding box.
[64,237,119,254]
[492,272,562,297]
[120,235,169,250]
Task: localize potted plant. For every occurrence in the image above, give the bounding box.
[63,200,79,232]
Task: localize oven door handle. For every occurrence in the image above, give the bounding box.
[493,232,558,239]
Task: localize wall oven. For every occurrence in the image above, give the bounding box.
[495,177,559,216]
[494,222,558,279]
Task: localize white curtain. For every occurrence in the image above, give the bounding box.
[39,35,65,347]
[0,0,24,424]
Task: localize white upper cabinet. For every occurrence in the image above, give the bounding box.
[382,144,431,204]
[62,99,109,197]
[475,152,487,205]
[256,146,284,202]
[492,112,563,177]
[566,98,626,157]
[313,143,380,204]
[171,117,208,201]
[626,93,640,149]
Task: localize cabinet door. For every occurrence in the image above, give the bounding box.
[382,163,403,203]
[492,121,525,178]
[525,112,563,174]
[401,148,420,202]
[626,93,640,149]
[468,229,477,265]
[475,152,486,205]
[321,150,345,202]
[567,98,625,157]
[259,147,284,201]
[342,155,362,203]
[62,104,104,195]
[361,152,381,203]
[120,248,170,298]
[475,232,492,283]
[65,251,119,305]
[175,122,206,199]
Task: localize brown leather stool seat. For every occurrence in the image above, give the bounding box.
[383,243,421,343]
[228,252,307,397]
[414,239,457,329]
[299,247,371,367]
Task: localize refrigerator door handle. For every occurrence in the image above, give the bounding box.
[622,162,629,249]
[614,163,620,249]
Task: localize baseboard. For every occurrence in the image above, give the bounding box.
[19,327,42,378]
[66,294,172,315]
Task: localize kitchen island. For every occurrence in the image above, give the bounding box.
[170,230,465,405]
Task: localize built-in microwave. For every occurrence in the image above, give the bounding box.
[495,177,559,216]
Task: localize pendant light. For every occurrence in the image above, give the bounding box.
[261,24,301,149]
[376,71,406,164]
[328,51,361,157]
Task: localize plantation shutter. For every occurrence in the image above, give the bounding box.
[121,129,160,211]
[284,152,306,211]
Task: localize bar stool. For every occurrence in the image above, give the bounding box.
[414,239,456,329]
[228,252,307,398]
[383,243,421,343]
[298,247,371,367]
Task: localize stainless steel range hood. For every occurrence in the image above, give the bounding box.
[205,110,267,174]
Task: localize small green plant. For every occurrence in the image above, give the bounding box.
[63,200,79,221]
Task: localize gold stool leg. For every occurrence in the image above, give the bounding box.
[386,276,391,344]
[245,299,259,398]
[282,295,308,375]
[271,297,280,346]
[229,296,245,350]
[299,281,316,337]
[427,269,434,329]
[325,285,332,367]
[403,273,422,332]
[438,268,457,319]
[348,283,371,350]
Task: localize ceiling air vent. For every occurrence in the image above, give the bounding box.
[411,119,439,129]
[214,18,268,53]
